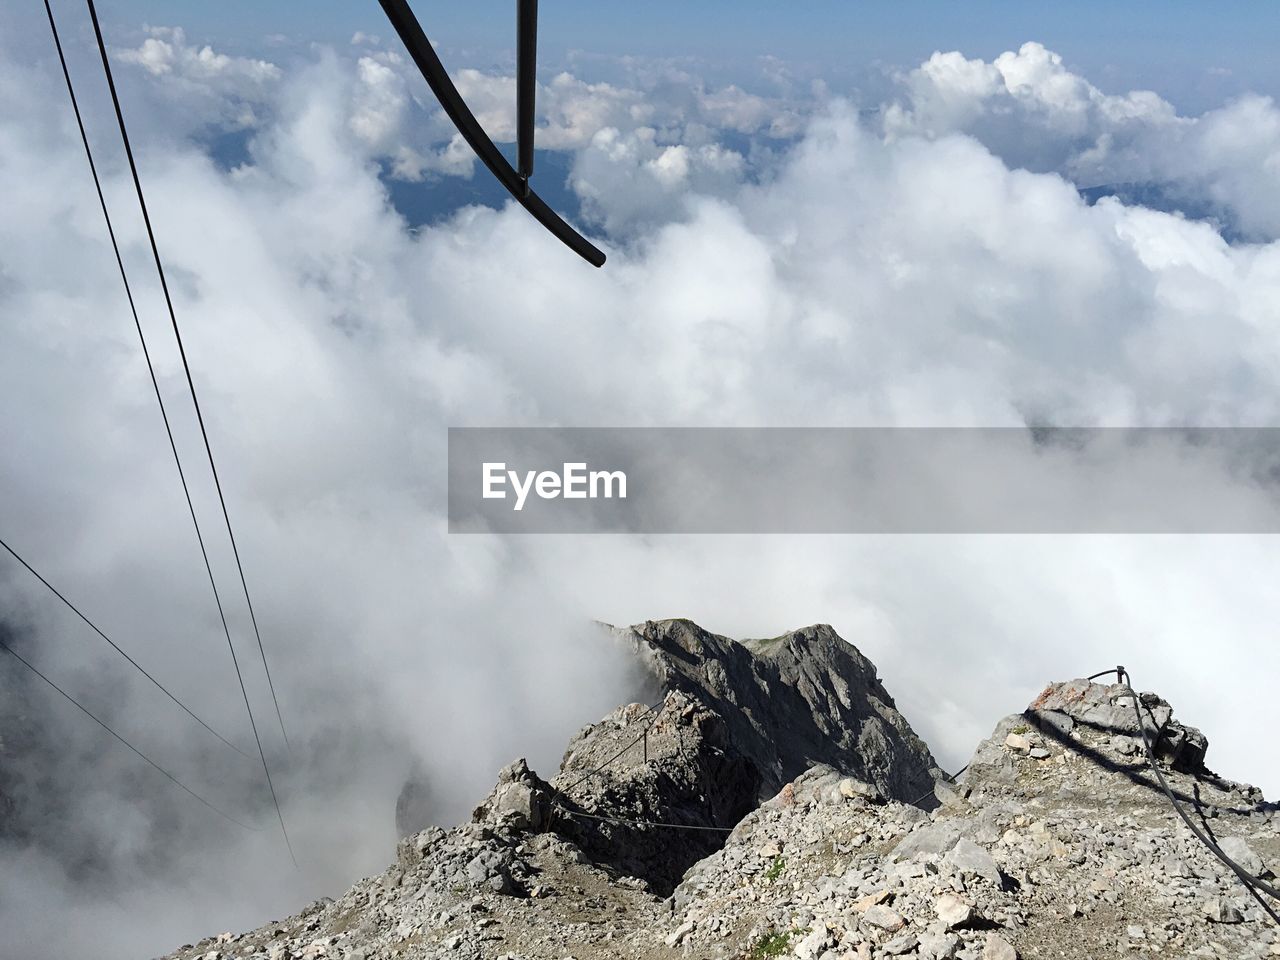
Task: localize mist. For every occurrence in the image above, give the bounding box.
[2,9,1280,958]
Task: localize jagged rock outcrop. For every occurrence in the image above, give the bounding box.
[963,678,1263,815]
[473,759,552,835]
[616,620,944,804]
[157,638,1280,960]
[549,689,761,894]
[529,620,943,893]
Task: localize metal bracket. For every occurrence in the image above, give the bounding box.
[378,0,606,267]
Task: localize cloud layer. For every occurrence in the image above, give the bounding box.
[885,42,1280,241]
[2,19,1279,958]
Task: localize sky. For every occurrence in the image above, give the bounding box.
[3,1,1280,957]
[87,0,1280,111]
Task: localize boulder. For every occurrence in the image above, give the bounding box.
[1218,836,1266,877]
[945,837,1003,886]
[471,759,552,833]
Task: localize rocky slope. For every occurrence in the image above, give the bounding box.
[158,621,1279,960]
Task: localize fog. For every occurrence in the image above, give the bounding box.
[1,8,1279,957]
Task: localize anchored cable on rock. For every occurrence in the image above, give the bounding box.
[553,701,662,801]
[838,664,1278,930]
[1086,667,1124,682]
[553,806,734,834]
[1002,666,1280,926]
[908,764,968,808]
[1099,666,1279,925]
[546,699,737,834]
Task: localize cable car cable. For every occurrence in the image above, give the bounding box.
[82,0,297,865]
[0,534,252,760]
[0,636,256,831]
[40,0,260,766]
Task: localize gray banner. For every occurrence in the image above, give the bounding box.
[447,427,1280,533]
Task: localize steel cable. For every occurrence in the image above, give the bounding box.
[73,0,296,864]
[0,534,251,760]
[0,636,255,830]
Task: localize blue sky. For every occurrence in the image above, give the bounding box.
[91,0,1279,110]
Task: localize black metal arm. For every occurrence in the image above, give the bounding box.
[516,0,537,193]
[378,0,606,267]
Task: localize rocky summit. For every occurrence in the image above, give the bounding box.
[160,621,1279,960]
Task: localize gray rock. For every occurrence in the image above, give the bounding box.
[934,780,967,808]
[1111,735,1139,756]
[486,873,514,895]
[1033,710,1075,739]
[892,821,964,860]
[1004,733,1031,753]
[863,905,906,932]
[1204,897,1244,924]
[982,933,1018,960]
[1218,836,1265,877]
[664,919,695,947]
[919,932,962,960]
[554,690,759,894]
[471,759,551,833]
[794,925,829,959]
[935,894,974,929]
[884,932,920,956]
[618,620,945,805]
[1154,720,1208,771]
[945,838,1003,886]
[838,777,883,803]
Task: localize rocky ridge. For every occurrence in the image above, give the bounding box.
[614,620,944,805]
[159,621,1279,960]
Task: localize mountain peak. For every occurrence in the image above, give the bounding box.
[615,619,942,804]
[157,628,1277,960]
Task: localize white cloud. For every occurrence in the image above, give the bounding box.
[104,29,801,186]
[3,28,1280,959]
[885,43,1180,148]
[448,68,792,150]
[113,26,281,131]
[349,53,407,147]
[883,42,1280,241]
[570,126,745,235]
[119,27,281,84]
[105,27,1280,249]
